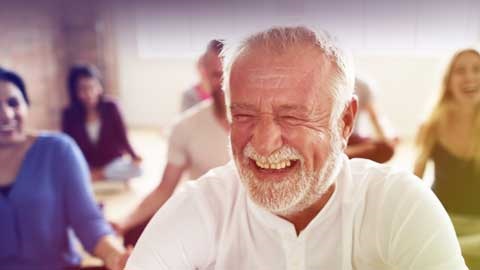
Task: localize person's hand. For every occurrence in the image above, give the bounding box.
[133,156,143,165]
[110,220,127,236]
[91,168,105,182]
[381,136,400,149]
[390,136,401,146]
[107,245,133,270]
[117,245,133,270]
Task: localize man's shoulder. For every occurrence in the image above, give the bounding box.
[174,100,214,126]
[348,158,425,199]
[350,158,418,181]
[348,160,465,269]
[184,161,241,199]
[174,162,242,222]
[347,158,438,228]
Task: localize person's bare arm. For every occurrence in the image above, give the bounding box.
[118,163,186,233]
[365,102,388,140]
[345,142,376,157]
[413,124,435,179]
[93,235,129,270]
[413,156,428,179]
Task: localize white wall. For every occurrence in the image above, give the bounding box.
[112,1,480,137]
[354,53,446,138]
[113,7,198,128]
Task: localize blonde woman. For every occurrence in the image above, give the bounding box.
[414,48,480,268]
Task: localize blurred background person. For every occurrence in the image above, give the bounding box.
[0,68,128,270]
[414,48,480,269]
[113,40,230,246]
[346,77,398,163]
[62,65,142,182]
[180,40,224,111]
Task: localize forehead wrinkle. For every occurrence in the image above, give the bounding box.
[230,46,338,117]
[276,104,309,113]
[243,66,321,94]
[232,45,333,93]
[311,104,332,122]
[239,46,328,89]
[230,103,257,111]
[274,96,331,119]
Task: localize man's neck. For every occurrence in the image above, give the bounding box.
[280,184,336,235]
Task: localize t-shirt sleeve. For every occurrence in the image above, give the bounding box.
[125,184,215,270]
[57,136,113,253]
[166,121,189,167]
[354,78,376,111]
[366,172,468,270]
[181,89,198,112]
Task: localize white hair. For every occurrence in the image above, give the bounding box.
[221,25,355,124]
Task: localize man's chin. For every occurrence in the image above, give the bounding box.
[247,193,301,216]
[236,165,311,215]
[238,160,339,217]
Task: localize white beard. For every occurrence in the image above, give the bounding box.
[232,130,344,216]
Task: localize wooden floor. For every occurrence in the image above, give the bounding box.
[82,129,167,266]
[94,129,167,221]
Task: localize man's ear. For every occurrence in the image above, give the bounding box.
[340,96,358,143]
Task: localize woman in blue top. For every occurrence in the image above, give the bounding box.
[0,68,128,269]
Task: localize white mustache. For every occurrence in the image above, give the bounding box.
[243,142,301,164]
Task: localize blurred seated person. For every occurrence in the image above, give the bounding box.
[414,48,480,269]
[62,65,142,182]
[114,40,230,246]
[0,68,128,270]
[180,40,224,111]
[345,77,398,163]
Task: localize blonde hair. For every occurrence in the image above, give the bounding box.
[416,48,480,163]
[221,26,355,124]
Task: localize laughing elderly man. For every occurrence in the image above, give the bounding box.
[125,26,466,270]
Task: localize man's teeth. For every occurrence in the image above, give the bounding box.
[255,159,293,170]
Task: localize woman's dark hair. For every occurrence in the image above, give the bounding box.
[67,64,103,109]
[0,67,29,105]
[207,39,224,54]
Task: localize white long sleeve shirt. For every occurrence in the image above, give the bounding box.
[126,156,467,270]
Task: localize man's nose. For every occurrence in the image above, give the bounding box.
[251,116,283,157]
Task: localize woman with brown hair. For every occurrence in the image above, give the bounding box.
[62,65,142,181]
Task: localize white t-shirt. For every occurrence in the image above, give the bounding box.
[353,78,375,134]
[167,100,230,179]
[86,119,101,144]
[126,156,467,270]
